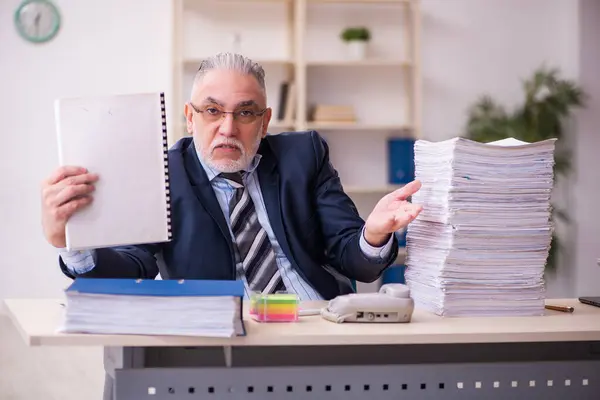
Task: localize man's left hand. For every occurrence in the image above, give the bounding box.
[363,180,423,247]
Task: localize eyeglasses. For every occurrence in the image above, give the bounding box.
[189,102,267,124]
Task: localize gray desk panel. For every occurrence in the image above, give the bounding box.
[115,360,600,399]
[108,342,600,399]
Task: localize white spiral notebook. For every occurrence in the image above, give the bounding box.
[54,92,172,251]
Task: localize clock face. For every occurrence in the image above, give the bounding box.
[14,0,61,43]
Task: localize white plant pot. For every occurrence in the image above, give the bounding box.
[346,41,367,60]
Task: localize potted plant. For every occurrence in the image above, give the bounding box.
[465,66,586,270]
[340,26,371,60]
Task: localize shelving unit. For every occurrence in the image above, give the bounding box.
[171,0,420,203]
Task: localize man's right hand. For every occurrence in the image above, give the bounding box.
[41,166,99,248]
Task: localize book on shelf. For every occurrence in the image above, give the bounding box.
[59,278,246,337]
[277,82,289,121]
[309,104,356,123]
[276,81,296,126]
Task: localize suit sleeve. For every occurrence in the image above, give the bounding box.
[309,131,398,282]
[59,244,161,280]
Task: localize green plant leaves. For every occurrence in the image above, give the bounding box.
[341,27,371,41]
[464,66,586,270]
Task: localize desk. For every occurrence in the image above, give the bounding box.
[4,298,600,399]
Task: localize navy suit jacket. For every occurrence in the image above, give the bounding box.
[59,130,398,300]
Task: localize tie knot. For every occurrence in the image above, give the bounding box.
[219,172,244,186]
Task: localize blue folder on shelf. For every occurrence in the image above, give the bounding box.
[395,229,407,247]
[62,278,247,337]
[382,265,406,285]
[388,138,415,184]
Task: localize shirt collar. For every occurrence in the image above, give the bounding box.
[196,146,262,182]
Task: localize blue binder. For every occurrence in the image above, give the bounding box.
[395,229,407,247]
[66,278,245,297]
[388,138,415,184]
[65,278,247,336]
[382,265,406,285]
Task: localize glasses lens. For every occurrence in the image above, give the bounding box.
[196,105,263,124]
[236,110,259,124]
[202,107,223,122]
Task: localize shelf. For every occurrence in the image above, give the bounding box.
[307,59,411,67]
[191,0,408,4]
[269,121,295,129]
[307,122,411,131]
[308,0,410,4]
[191,0,291,4]
[343,184,404,194]
[174,0,421,141]
[183,58,294,67]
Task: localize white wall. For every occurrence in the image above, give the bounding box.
[0,0,592,303]
[421,0,580,141]
[417,0,581,298]
[573,0,600,297]
[0,0,173,304]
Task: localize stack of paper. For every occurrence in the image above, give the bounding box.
[60,278,246,337]
[404,137,556,317]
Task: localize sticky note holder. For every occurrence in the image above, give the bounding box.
[249,292,299,322]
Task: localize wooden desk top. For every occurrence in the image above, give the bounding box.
[4,298,600,347]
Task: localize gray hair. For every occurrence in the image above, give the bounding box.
[192,52,266,94]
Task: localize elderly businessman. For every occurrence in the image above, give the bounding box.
[41,52,422,301]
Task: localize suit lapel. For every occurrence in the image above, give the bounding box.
[256,140,296,264]
[183,142,232,247]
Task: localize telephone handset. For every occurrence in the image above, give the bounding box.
[320,283,414,323]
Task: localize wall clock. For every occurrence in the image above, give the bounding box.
[14,0,61,44]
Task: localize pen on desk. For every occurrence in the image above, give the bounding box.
[545,304,574,313]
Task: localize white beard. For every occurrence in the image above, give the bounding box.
[207,157,248,173]
[195,124,263,173]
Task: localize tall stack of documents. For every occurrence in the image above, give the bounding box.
[404,137,556,317]
[60,278,246,337]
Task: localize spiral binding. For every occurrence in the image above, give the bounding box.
[160,92,172,240]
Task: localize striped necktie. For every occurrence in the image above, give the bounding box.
[219,172,286,294]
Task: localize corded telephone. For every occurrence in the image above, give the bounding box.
[320,283,415,323]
